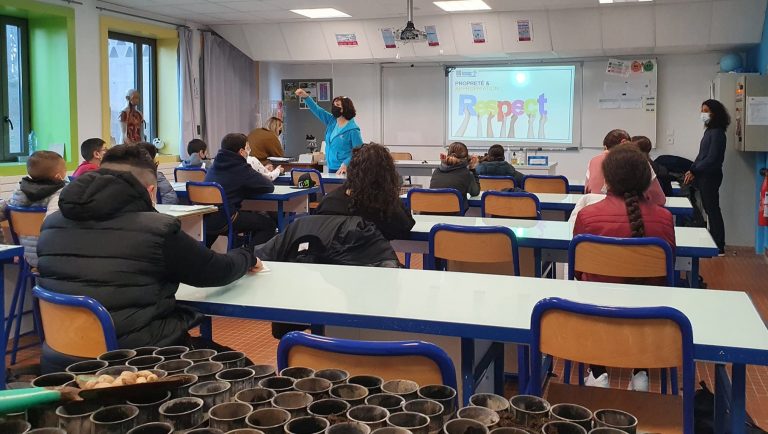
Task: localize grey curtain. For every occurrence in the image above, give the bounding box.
[179,27,198,157]
[202,32,257,155]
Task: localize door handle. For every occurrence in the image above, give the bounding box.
[3,116,13,130]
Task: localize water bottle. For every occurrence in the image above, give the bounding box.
[28,130,37,155]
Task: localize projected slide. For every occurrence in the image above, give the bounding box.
[448,66,575,144]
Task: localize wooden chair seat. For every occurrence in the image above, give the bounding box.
[546,382,683,434]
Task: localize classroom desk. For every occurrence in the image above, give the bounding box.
[274,173,346,192]
[171,183,319,232]
[395,215,718,287]
[156,204,218,241]
[401,191,694,217]
[0,244,26,390]
[176,261,768,434]
[569,179,683,195]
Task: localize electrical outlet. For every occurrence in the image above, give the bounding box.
[666,137,674,145]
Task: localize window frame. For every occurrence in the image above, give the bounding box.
[107,31,158,142]
[0,16,30,162]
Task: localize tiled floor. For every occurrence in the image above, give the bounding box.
[6,248,768,426]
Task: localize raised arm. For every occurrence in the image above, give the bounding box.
[296,89,334,125]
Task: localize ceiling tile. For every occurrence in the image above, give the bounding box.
[214,1,282,12]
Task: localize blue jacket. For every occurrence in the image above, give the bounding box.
[305,97,363,171]
[205,149,274,211]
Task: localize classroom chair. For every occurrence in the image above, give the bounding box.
[174,167,207,183]
[277,331,457,389]
[33,286,119,359]
[187,181,242,251]
[389,151,415,188]
[479,175,516,192]
[528,297,694,434]
[5,206,46,365]
[566,234,678,393]
[405,188,465,268]
[481,191,543,278]
[290,168,325,211]
[522,175,570,194]
[426,224,522,397]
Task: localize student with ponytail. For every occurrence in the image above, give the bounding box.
[572,143,676,392]
[429,142,481,210]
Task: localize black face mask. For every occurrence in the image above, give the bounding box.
[331,106,343,118]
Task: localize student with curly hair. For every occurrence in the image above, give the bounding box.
[573,143,675,392]
[316,143,414,240]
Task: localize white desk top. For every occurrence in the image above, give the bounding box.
[407,215,717,256]
[176,262,768,362]
[172,183,318,199]
[155,204,217,218]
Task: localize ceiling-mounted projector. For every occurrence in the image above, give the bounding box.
[394,0,427,43]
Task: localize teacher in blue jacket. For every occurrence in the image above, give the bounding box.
[295,88,363,175]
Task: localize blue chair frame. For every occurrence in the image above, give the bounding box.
[567,234,675,287]
[290,169,326,196]
[521,175,570,193]
[174,167,207,182]
[480,191,542,220]
[4,206,46,365]
[186,181,237,250]
[406,188,465,216]
[565,234,677,392]
[32,286,119,352]
[277,331,457,390]
[528,297,695,434]
[426,224,521,276]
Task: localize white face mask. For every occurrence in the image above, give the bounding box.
[700,112,711,124]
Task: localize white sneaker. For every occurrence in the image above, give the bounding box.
[627,371,649,392]
[584,371,609,388]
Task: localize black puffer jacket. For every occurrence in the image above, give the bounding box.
[37,169,255,348]
[254,215,399,267]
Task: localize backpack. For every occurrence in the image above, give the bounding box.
[694,381,767,434]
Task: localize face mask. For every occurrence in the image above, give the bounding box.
[331,106,343,118]
[700,113,710,124]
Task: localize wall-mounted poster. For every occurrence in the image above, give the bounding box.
[381,28,396,49]
[425,25,440,46]
[318,82,330,101]
[336,33,358,46]
[471,22,486,44]
[517,19,531,42]
[283,81,298,101]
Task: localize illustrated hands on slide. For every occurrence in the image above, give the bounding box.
[455,107,471,137]
[538,113,547,139]
[295,88,309,98]
[527,111,538,139]
[486,113,495,138]
[474,101,497,138]
[507,114,519,138]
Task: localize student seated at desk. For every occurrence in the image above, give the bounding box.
[316,143,414,240]
[246,155,284,181]
[140,142,178,205]
[584,129,630,195]
[573,143,676,392]
[476,144,524,186]
[429,142,480,210]
[205,133,277,248]
[72,138,107,177]
[182,139,210,168]
[37,145,260,366]
[0,151,67,267]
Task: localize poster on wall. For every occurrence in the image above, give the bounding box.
[283,82,298,101]
[517,19,532,42]
[425,25,440,46]
[471,22,486,43]
[298,82,318,109]
[318,82,331,101]
[606,58,630,77]
[336,33,358,46]
[381,28,397,48]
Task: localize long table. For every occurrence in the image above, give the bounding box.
[401,191,694,217]
[176,261,768,434]
[569,179,683,195]
[396,215,718,287]
[156,204,217,241]
[394,160,558,177]
[172,183,319,232]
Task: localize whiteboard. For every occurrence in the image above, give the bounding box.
[380,59,657,149]
[581,59,657,148]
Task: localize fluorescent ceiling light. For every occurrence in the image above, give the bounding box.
[290,8,350,19]
[433,0,491,12]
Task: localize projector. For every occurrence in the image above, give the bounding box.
[394,21,427,43]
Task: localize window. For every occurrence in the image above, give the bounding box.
[108,32,157,144]
[0,17,29,162]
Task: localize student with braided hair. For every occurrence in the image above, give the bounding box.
[573,143,676,392]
